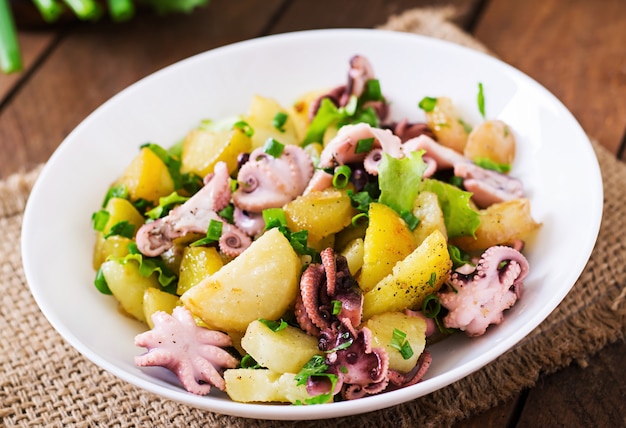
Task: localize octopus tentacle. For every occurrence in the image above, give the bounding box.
[439,245,530,336]
[218,226,252,258]
[135,162,233,257]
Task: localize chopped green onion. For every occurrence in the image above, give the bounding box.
[240,354,261,369]
[145,191,189,220]
[107,0,135,21]
[259,318,288,332]
[104,221,135,239]
[190,219,223,246]
[332,165,351,189]
[362,79,383,102]
[91,210,110,232]
[477,82,486,119]
[33,0,64,22]
[0,0,22,74]
[218,204,235,224]
[233,120,254,137]
[262,208,287,229]
[263,138,285,158]
[347,189,374,212]
[331,300,342,315]
[355,137,375,154]
[390,328,414,360]
[448,244,473,269]
[63,0,102,20]
[351,212,369,227]
[427,272,437,287]
[422,294,441,319]
[400,210,420,231]
[294,355,337,404]
[473,157,511,173]
[272,112,288,133]
[94,268,112,295]
[341,95,358,116]
[102,185,129,207]
[418,96,438,112]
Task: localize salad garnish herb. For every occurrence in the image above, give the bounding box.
[262,208,319,260]
[190,219,223,247]
[427,272,437,288]
[263,138,285,158]
[332,165,352,189]
[448,244,473,270]
[331,300,342,315]
[400,210,420,231]
[93,268,112,295]
[145,191,190,220]
[101,184,129,207]
[233,120,254,137]
[259,318,288,332]
[477,82,486,119]
[473,157,511,173]
[272,112,288,133]
[91,210,110,232]
[294,355,337,404]
[240,354,261,369]
[418,96,438,112]
[104,220,135,239]
[422,294,441,318]
[355,137,375,154]
[389,328,414,360]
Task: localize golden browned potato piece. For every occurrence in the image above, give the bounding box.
[451,198,541,252]
[464,119,515,166]
[115,147,175,205]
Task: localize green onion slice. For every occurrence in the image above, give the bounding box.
[263,138,285,158]
[418,96,438,112]
[332,165,351,189]
[272,111,288,132]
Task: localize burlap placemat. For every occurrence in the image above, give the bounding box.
[2,7,625,428]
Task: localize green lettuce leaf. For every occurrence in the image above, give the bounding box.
[378,151,427,215]
[420,178,480,238]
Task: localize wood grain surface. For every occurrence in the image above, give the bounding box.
[0,1,624,426]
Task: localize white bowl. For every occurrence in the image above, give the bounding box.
[22,29,603,420]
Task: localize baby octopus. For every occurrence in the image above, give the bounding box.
[295,248,431,401]
[135,161,251,258]
[438,245,530,336]
[232,144,313,236]
[135,306,239,395]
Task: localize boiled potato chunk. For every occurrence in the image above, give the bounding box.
[176,246,224,295]
[412,191,448,246]
[241,320,321,374]
[115,147,174,204]
[92,234,134,269]
[451,198,541,252]
[364,312,427,373]
[224,369,315,404]
[362,229,452,320]
[102,197,146,235]
[181,228,301,332]
[464,119,515,166]
[246,95,300,149]
[284,188,357,244]
[180,127,251,177]
[100,259,159,324]
[143,288,180,329]
[423,97,469,153]
[340,237,365,276]
[287,89,326,141]
[359,203,417,293]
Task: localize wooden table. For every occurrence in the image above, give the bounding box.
[1,1,624,426]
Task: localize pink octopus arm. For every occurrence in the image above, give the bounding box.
[135,306,239,395]
[439,245,529,336]
[135,161,251,258]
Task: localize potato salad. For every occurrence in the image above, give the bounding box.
[91,55,541,404]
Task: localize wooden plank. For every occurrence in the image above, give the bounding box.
[473,0,626,156]
[0,0,284,178]
[516,340,626,427]
[0,30,56,103]
[269,0,483,32]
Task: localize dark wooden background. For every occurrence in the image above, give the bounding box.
[1,0,624,426]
